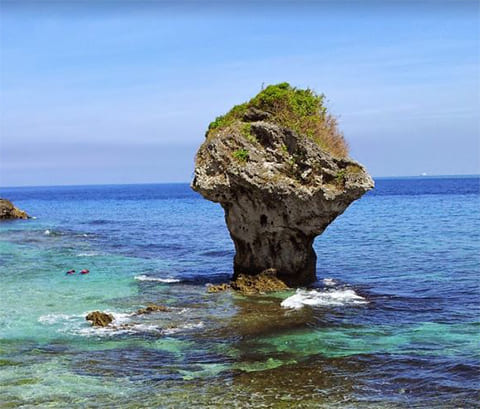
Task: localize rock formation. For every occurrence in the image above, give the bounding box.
[192,83,373,286]
[207,269,289,295]
[135,304,170,315]
[231,269,290,295]
[0,198,29,220]
[86,311,114,327]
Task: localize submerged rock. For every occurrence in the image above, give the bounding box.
[192,83,374,286]
[207,283,231,293]
[135,304,170,315]
[0,198,29,220]
[85,311,114,327]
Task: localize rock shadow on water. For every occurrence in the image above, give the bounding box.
[205,292,316,341]
[85,219,112,226]
[70,347,181,381]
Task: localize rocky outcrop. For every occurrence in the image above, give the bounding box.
[207,269,289,295]
[135,304,170,315]
[231,269,289,295]
[207,283,231,293]
[192,84,374,286]
[0,198,29,220]
[85,311,114,327]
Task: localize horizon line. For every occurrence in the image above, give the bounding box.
[1,173,479,190]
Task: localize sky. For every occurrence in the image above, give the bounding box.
[0,0,479,186]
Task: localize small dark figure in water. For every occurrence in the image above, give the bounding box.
[80,269,89,275]
[66,269,75,275]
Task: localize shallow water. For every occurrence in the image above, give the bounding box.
[1,177,479,408]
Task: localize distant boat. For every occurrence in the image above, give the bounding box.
[421,172,428,177]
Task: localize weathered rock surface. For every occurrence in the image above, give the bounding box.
[85,311,114,327]
[207,283,231,293]
[207,269,289,295]
[135,304,170,315]
[0,198,29,220]
[231,269,289,295]
[192,112,373,286]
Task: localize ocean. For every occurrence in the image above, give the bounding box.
[0,176,479,408]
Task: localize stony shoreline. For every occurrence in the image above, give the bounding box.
[0,198,29,220]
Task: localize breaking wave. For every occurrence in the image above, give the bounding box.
[76,251,102,257]
[322,278,337,287]
[38,313,82,324]
[134,274,181,283]
[38,311,203,337]
[281,288,368,309]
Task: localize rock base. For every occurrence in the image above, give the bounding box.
[207,269,289,295]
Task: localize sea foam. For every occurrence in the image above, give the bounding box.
[76,322,162,337]
[134,274,180,283]
[38,313,82,324]
[322,278,337,287]
[77,251,101,257]
[163,321,205,335]
[281,288,368,309]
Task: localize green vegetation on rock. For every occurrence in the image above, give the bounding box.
[335,169,347,186]
[206,82,348,158]
[241,123,257,143]
[232,148,249,162]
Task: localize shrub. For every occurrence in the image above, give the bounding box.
[207,103,248,134]
[335,169,346,186]
[232,148,249,162]
[206,83,348,158]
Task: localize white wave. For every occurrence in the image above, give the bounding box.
[76,322,162,337]
[281,288,368,310]
[322,278,337,287]
[44,229,51,235]
[76,251,101,257]
[134,274,180,283]
[108,311,134,324]
[163,321,204,335]
[39,310,141,338]
[38,313,81,324]
[39,311,133,326]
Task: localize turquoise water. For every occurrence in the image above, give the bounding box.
[1,177,479,408]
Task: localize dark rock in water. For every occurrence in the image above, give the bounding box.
[192,83,374,286]
[230,269,289,295]
[85,311,114,327]
[135,304,170,315]
[0,198,29,220]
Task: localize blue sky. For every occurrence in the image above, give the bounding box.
[0,1,478,186]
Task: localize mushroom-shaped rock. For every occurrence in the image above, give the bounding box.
[192,83,374,286]
[0,198,29,220]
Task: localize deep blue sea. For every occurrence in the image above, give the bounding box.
[1,176,479,408]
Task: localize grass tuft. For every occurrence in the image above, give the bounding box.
[232,148,249,162]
